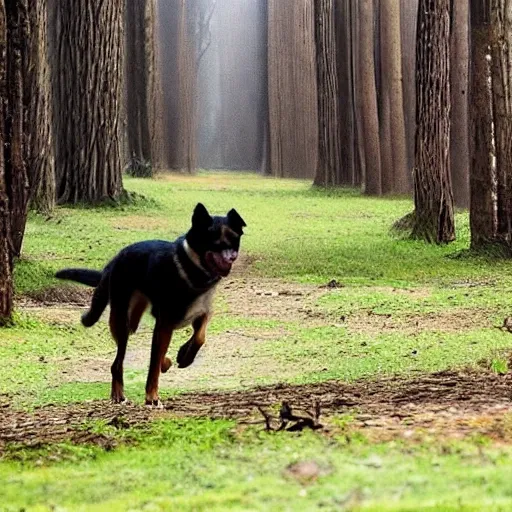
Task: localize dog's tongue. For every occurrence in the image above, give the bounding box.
[207,250,238,276]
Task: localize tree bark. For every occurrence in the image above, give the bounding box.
[5,0,29,256]
[358,0,381,195]
[379,0,409,194]
[413,0,455,243]
[335,0,355,184]
[268,0,318,179]
[0,0,12,324]
[314,0,341,186]
[490,0,512,245]
[26,0,55,213]
[450,0,470,208]
[52,0,124,203]
[400,0,418,181]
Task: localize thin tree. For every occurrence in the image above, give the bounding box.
[313,0,341,186]
[124,0,154,174]
[379,0,409,194]
[400,0,419,177]
[450,0,470,208]
[412,0,455,243]
[0,0,30,323]
[5,0,29,256]
[490,0,512,246]
[469,0,495,249]
[52,1,124,203]
[358,0,381,195]
[26,0,55,213]
[0,0,11,323]
[335,0,355,185]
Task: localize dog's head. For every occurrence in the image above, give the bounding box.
[186,203,246,277]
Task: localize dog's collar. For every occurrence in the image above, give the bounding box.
[183,240,208,273]
[175,240,220,292]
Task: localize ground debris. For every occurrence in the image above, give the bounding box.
[253,401,323,432]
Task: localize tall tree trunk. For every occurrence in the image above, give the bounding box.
[400,0,418,181]
[413,0,455,243]
[450,0,470,208]
[52,1,124,203]
[469,0,495,249]
[379,0,409,194]
[5,0,28,255]
[176,0,196,173]
[268,0,318,179]
[0,0,12,324]
[314,0,341,186]
[124,0,159,173]
[351,0,363,186]
[358,0,381,195]
[26,0,55,213]
[490,0,512,245]
[335,0,355,184]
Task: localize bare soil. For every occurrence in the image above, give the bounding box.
[5,276,512,452]
[1,370,511,450]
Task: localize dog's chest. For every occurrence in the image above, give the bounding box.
[175,286,216,329]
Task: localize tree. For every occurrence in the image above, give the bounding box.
[379,0,409,194]
[489,0,512,246]
[358,0,381,195]
[52,1,124,203]
[411,0,455,243]
[268,0,318,179]
[469,0,512,252]
[400,0,419,177]
[5,0,29,256]
[335,0,355,185]
[124,0,155,175]
[313,0,341,186]
[0,0,12,323]
[26,0,55,213]
[450,0,470,208]
[0,0,30,323]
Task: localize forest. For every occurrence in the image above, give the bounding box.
[2,1,512,510]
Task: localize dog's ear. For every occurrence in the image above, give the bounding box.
[192,203,213,229]
[227,208,246,234]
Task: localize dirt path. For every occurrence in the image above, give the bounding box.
[2,370,511,450]
[5,275,512,452]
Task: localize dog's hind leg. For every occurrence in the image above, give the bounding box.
[128,291,149,334]
[176,313,209,369]
[145,320,173,407]
[109,299,131,404]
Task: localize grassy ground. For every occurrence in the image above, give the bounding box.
[3,172,512,511]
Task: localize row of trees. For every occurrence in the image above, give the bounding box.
[2,1,512,323]
[0,0,158,323]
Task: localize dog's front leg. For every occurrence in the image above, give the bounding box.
[177,313,209,368]
[145,321,173,407]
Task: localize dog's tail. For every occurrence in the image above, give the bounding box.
[55,268,102,288]
[81,273,110,327]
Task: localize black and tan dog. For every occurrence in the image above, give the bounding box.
[56,203,246,406]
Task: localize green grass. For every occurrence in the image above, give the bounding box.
[5,172,512,511]
[3,420,512,511]
[15,172,512,295]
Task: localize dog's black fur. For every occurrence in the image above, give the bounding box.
[56,203,246,406]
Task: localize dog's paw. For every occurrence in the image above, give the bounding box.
[161,357,172,373]
[145,399,164,409]
[176,341,201,368]
[110,395,128,405]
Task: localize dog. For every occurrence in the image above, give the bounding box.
[56,203,246,407]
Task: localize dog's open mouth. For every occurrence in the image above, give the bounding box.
[205,249,238,277]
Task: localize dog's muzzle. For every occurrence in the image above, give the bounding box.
[205,249,238,277]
